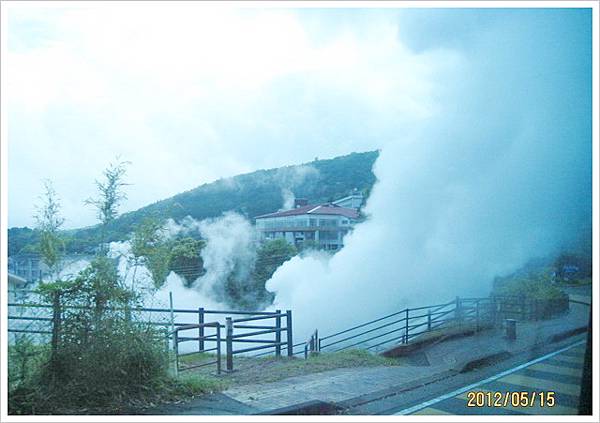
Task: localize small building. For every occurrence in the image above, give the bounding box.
[332,191,364,209]
[8,273,28,302]
[255,198,361,251]
[8,254,47,283]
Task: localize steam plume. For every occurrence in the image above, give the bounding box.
[266,10,592,341]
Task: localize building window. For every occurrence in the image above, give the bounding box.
[319,231,338,240]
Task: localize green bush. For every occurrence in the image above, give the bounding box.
[494,273,566,300]
[8,257,175,414]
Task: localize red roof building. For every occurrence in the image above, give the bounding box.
[255,198,362,251]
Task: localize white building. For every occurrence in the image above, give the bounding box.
[332,191,364,209]
[8,273,28,302]
[255,198,361,251]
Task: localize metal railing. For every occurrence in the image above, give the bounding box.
[315,297,500,354]
[224,309,293,371]
[8,290,294,373]
[173,322,221,375]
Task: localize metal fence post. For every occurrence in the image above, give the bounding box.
[164,328,170,354]
[275,309,282,357]
[476,300,480,332]
[404,308,409,344]
[521,296,526,321]
[226,317,233,372]
[174,329,179,377]
[286,310,293,357]
[51,291,61,360]
[216,324,221,375]
[169,291,175,351]
[455,296,462,327]
[427,309,432,331]
[198,307,205,352]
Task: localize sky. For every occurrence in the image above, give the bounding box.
[4,5,593,233]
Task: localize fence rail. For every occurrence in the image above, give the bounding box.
[8,290,294,373]
[10,289,577,370]
[173,322,222,375]
[308,294,570,356]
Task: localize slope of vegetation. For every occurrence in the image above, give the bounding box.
[9,151,379,255]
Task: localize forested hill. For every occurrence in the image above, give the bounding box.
[9,151,379,255]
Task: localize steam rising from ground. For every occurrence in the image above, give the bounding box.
[193,212,257,303]
[108,213,258,312]
[267,10,592,341]
[34,10,590,351]
[276,165,319,210]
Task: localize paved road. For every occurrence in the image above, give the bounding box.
[394,340,587,415]
[337,334,588,415]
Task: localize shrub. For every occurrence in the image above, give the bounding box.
[9,257,173,414]
[494,273,566,300]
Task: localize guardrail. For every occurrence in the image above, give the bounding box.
[8,290,294,373]
[315,297,504,354]
[173,322,221,375]
[224,309,293,371]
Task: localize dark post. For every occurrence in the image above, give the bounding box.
[505,319,517,340]
[455,296,462,327]
[198,307,205,352]
[275,309,282,357]
[578,310,592,414]
[286,310,293,357]
[174,329,180,377]
[226,317,233,371]
[216,324,221,375]
[427,309,432,331]
[164,328,170,353]
[404,308,409,344]
[51,291,61,361]
[476,300,480,332]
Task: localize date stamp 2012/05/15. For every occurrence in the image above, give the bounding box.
[466,391,555,408]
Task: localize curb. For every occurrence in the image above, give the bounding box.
[336,324,588,414]
[456,324,588,373]
[254,400,343,415]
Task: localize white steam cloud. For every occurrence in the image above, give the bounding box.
[267,10,592,341]
[193,212,257,302]
[281,188,295,211]
[276,165,319,210]
[105,212,259,312]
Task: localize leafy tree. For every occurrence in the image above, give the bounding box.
[84,158,130,250]
[34,180,65,278]
[224,239,298,309]
[129,217,172,290]
[253,239,297,286]
[169,237,206,287]
[8,227,39,256]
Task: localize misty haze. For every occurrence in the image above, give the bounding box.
[4,4,594,418]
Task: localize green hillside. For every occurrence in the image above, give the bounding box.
[9,151,379,255]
